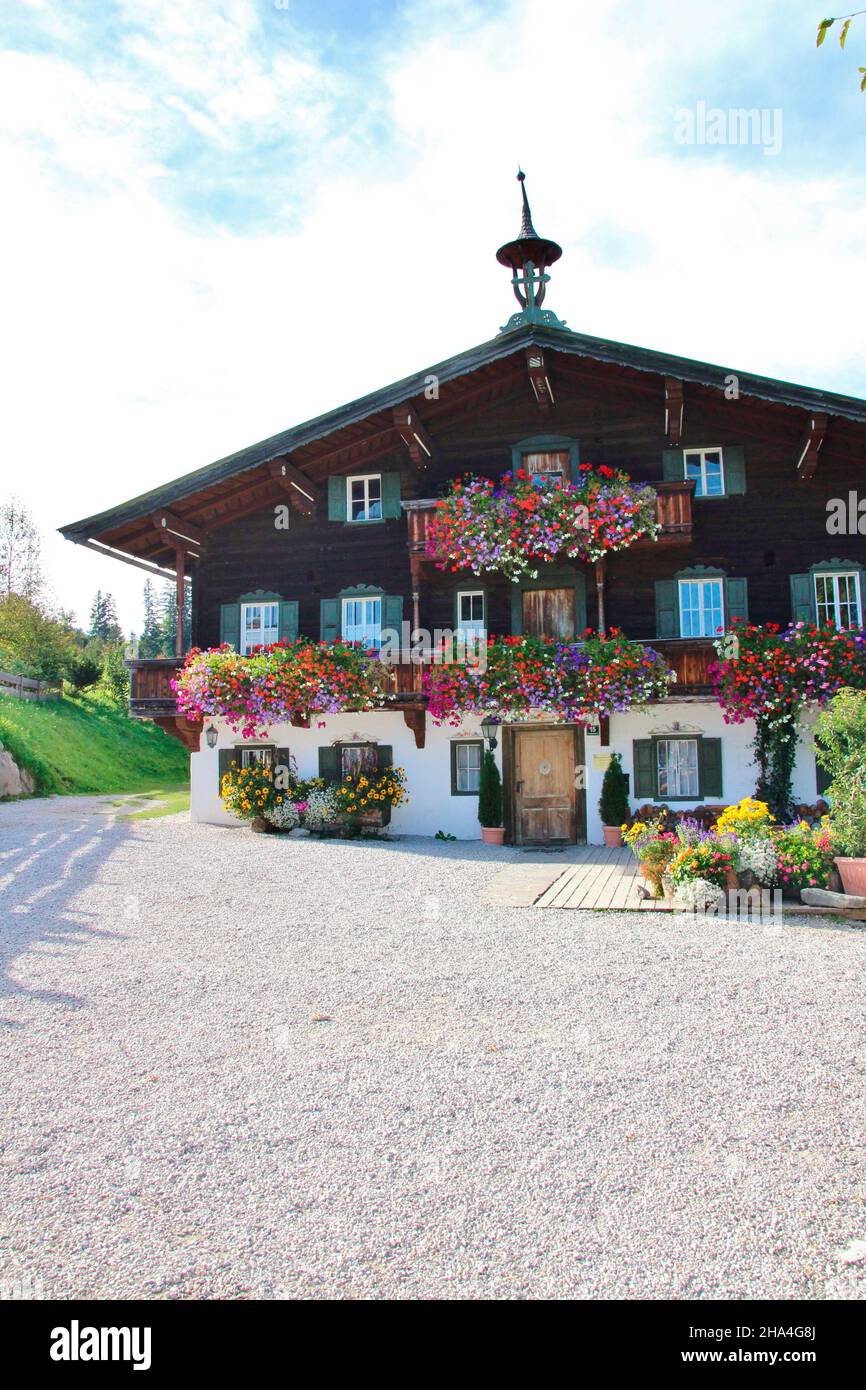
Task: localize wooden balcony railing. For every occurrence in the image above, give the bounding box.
[403,479,695,553]
[128,631,715,731]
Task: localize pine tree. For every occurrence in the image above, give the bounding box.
[159,582,177,655]
[139,580,162,658]
[88,590,107,639]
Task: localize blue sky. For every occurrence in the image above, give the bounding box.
[1,0,864,633]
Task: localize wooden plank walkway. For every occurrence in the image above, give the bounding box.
[483,845,866,921]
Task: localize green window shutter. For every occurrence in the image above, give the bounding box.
[218,748,236,795]
[633,740,656,799]
[815,756,832,798]
[724,577,749,626]
[376,744,393,771]
[328,476,347,522]
[220,603,240,649]
[279,600,299,642]
[382,594,403,637]
[723,446,746,495]
[381,472,402,520]
[318,746,341,783]
[662,449,682,481]
[320,598,340,642]
[699,737,723,799]
[274,747,292,788]
[789,573,815,625]
[654,579,679,638]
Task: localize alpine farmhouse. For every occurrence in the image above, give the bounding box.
[60,177,866,844]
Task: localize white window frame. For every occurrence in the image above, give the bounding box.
[452,740,483,795]
[678,577,725,638]
[341,595,382,648]
[683,447,725,499]
[346,473,383,523]
[456,590,486,640]
[814,571,863,629]
[656,738,699,800]
[240,601,279,655]
[239,746,274,769]
[340,742,378,779]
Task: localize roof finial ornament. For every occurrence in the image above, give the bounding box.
[496,169,566,334]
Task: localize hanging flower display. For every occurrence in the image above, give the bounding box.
[709,620,866,822]
[423,630,672,725]
[172,640,389,738]
[423,467,661,582]
[709,622,866,730]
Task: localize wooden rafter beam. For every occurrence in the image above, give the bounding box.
[151,509,205,548]
[267,456,318,515]
[525,347,554,412]
[664,377,684,446]
[392,403,434,466]
[796,412,829,481]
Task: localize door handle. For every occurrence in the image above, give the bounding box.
[516,780,523,792]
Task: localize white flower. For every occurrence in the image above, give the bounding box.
[304,787,339,827]
[736,833,778,884]
[264,801,300,831]
[677,877,725,912]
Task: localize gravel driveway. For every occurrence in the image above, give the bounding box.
[1,796,865,1300]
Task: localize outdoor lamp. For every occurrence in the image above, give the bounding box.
[205,724,218,750]
[480,715,500,750]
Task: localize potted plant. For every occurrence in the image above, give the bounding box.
[478,749,505,845]
[598,752,629,847]
[815,688,866,894]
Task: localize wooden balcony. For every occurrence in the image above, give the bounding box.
[403,478,695,554]
[129,632,715,752]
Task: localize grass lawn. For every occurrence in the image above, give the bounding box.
[0,690,189,795]
[112,785,191,819]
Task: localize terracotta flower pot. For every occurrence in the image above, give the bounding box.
[481,826,505,846]
[602,825,623,848]
[250,816,270,834]
[835,856,866,896]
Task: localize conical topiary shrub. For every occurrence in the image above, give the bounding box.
[598,751,629,846]
[478,749,504,844]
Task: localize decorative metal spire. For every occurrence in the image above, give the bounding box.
[496,170,566,334]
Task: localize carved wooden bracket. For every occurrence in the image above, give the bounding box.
[599,715,610,748]
[393,403,434,466]
[268,457,319,515]
[290,712,311,729]
[795,413,828,481]
[664,378,684,446]
[154,715,201,752]
[402,706,426,749]
[151,510,205,552]
[525,347,554,412]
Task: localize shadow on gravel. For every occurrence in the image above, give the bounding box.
[0,814,129,1024]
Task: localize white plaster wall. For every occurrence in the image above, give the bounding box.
[584,701,822,845]
[190,712,498,838]
[190,702,824,843]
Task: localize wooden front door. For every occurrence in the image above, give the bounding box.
[513,727,583,845]
[522,588,575,639]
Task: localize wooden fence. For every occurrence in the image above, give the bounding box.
[0,669,62,701]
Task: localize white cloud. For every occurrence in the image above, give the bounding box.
[0,0,863,635]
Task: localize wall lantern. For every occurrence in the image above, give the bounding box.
[205,724,218,750]
[480,715,501,751]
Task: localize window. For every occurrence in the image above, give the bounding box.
[679,577,724,637]
[451,740,483,795]
[814,571,862,629]
[340,743,378,779]
[456,590,486,640]
[684,447,725,498]
[657,738,699,799]
[239,746,273,769]
[524,451,568,482]
[240,602,279,654]
[347,474,382,522]
[342,596,382,648]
